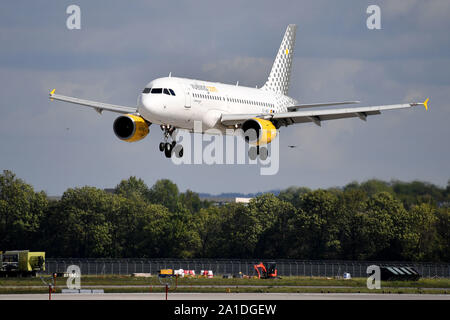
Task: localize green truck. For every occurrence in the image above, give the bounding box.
[0,250,45,277]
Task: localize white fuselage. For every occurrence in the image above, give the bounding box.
[138,77,297,133]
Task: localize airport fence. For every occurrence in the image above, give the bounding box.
[44,259,450,278]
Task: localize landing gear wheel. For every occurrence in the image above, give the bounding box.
[248,147,257,160]
[160,125,179,159]
[164,143,172,158]
[259,147,268,160]
[173,144,184,158]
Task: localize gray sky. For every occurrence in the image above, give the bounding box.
[0,0,449,195]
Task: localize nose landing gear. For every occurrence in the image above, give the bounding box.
[159,125,183,158]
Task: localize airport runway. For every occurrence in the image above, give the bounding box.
[0,292,448,300]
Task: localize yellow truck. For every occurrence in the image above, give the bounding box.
[0,250,45,277]
[158,269,174,278]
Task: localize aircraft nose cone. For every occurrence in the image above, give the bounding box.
[140,94,152,111]
[139,94,162,121]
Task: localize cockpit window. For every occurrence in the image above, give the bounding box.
[169,89,175,96]
[142,88,151,94]
[151,88,162,94]
[163,88,170,95]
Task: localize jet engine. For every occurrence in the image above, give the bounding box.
[241,118,277,146]
[113,114,149,142]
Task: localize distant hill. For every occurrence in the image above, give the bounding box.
[198,189,281,199]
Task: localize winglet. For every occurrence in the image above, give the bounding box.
[49,89,55,101]
[423,98,429,111]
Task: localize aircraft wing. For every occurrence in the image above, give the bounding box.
[49,89,137,114]
[221,99,428,127]
[287,100,360,111]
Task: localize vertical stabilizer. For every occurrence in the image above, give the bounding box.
[262,24,297,96]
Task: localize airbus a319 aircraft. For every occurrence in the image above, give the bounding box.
[49,24,428,160]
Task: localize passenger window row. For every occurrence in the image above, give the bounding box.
[193,93,224,101]
[193,93,274,108]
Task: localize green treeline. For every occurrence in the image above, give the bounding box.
[0,170,448,261]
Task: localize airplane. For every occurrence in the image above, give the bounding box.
[49,24,428,160]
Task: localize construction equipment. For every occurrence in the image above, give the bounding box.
[254,261,278,279]
[0,250,45,277]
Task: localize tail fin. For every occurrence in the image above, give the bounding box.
[262,24,297,96]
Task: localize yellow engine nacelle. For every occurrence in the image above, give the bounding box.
[113,114,149,142]
[241,118,277,146]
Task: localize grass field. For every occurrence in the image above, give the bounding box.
[0,275,449,294]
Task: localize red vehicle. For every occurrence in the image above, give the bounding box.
[254,262,278,279]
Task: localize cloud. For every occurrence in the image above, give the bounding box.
[0,0,449,195]
[201,57,271,87]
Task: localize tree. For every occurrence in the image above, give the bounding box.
[105,194,150,257]
[400,203,438,261]
[0,170,48,250]
[446,180,450,198]
[292,190,341,259]
[391,180,445,209]
[134,203,171,257]
[213,203,261,258]
[249,195,297,258]
[137,206,199,258]
[163,209,200,258]
[363,192,408,260]
[360,179,393,197]
[343,181,360,192]
[148,179,180,212]
[192,206,222,257]
[435,207,450,261]
[278,186,311,208]
[179,189,208,213]
[115,176,150,201]
[46,187,113,257]
[248,194,282,232]
[3,172,448,261]
[337,189,370,260]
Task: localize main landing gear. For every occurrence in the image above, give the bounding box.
[248,145,268,161]
[159,125,183,158]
